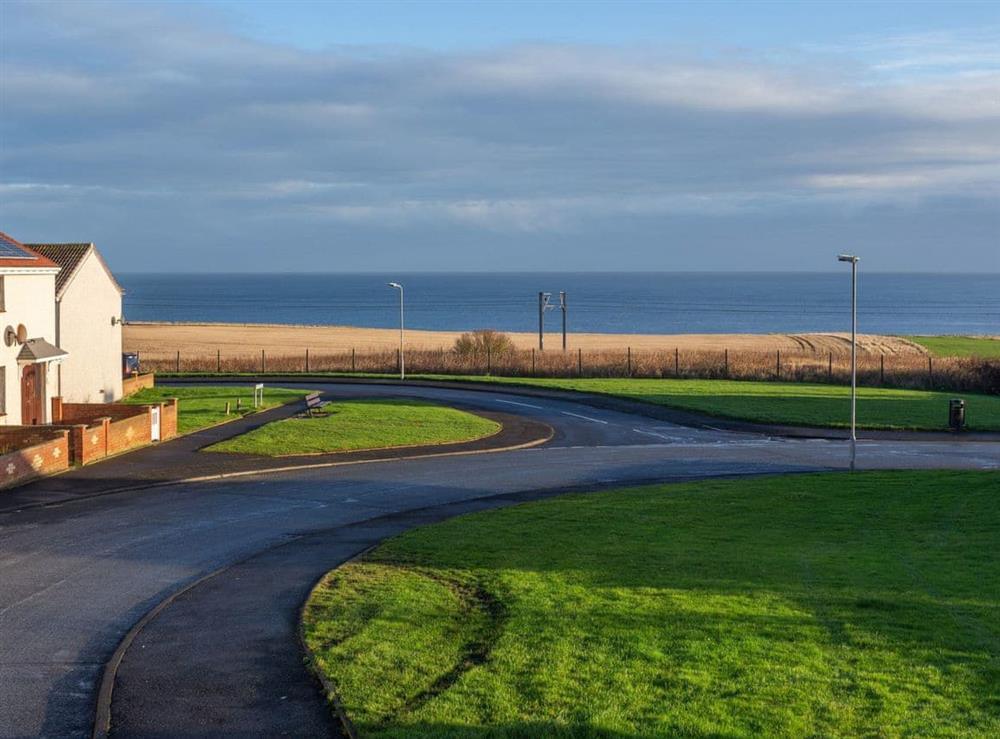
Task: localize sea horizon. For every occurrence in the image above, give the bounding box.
[119,271,1000,337]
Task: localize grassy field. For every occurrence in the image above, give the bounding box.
[125,385,311,434]
[410,376,1000,432]
[906,336,1000,358]
[205,398,500,455]
[155,374,1000,431]
[303,471,1000,738]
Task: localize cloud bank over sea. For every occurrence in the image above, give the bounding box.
[2,1,998,272]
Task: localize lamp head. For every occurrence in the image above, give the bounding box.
[837,254,859,263]
[387,282,402,289]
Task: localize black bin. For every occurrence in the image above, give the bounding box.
[949,398,965,432]
[122,352,140,376]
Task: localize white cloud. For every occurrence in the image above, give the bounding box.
[1,1,997,270]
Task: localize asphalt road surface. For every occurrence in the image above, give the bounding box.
[1,382,997,738]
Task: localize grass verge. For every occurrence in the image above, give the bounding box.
[205,398,500,455]
[124,385,311,434]
[154,374,1000,431]
[905,335,1000,358]
[303,471,1000,738]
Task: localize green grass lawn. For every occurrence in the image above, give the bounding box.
[124,385,311,434]
[157,374,1000,431]
[418,376,1000,432]
[906,336,1000,358]
[205,398,500,455]
[303,471,1000,738]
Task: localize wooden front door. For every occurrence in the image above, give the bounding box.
[21,364,42,425]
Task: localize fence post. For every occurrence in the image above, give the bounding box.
[879,354,884,385]
[176,350,180,373]
[531,348,536,375]
[217,349,221,373]
[305,348,310,373]
[261,349,265,374]
[397,348,401,374]
[487,345,491,375]
[724,349,729,378]
[627,346,631,377]
[578,348,582,376]
[776,350,781,380]
[828,351,833,382]
[674,347,679,376]
[352,347,356,372]
[928,356,933,387]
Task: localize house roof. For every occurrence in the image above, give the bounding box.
[25,242,125,298]
[0,231,60,269]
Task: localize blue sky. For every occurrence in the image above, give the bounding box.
[1,0,998,272]
[209,1,997,52]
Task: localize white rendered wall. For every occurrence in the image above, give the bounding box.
[0,271,59,424]
[56,252,123,403]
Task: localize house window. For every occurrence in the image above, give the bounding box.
[0,276,5,312]
[0,367,5,415]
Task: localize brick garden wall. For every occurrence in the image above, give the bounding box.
[122,372,155,397]
[49,397,177,465]
[0,428,70,489]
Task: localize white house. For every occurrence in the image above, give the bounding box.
[0,232,64,425]
[0,231,125,424]
[28,242,124,403]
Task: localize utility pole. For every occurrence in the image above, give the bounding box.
[560,291,567,351]
[538,292,553,351]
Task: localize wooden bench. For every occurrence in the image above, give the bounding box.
[304,392,331,417]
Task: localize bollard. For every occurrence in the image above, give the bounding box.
[225,401,231,416]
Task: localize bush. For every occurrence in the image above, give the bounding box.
[454,329,514,359]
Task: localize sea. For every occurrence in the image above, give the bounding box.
[119,272,1000,336]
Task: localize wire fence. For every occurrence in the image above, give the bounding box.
[135,347,1000,395]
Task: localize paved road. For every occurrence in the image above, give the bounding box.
[1,382,997,738]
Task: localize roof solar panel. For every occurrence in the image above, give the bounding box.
[0,233,37,259]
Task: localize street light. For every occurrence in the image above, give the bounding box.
[838,254,859,470]
[387,282,404,380]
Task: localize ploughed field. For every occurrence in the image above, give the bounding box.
[303,471,1000,738]
[125,321,928,356]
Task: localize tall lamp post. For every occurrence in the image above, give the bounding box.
[837,254,859,470]
[388,282,404,380]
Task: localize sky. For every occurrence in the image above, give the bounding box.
[1,0,998,273]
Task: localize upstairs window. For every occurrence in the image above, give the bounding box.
[0,276,5,312]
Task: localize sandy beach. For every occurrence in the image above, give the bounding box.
[124,322,928,358]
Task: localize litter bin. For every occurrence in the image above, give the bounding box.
[949,398,965,432]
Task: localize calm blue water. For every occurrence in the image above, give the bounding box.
[119,273,1000,335]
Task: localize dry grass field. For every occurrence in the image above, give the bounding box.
[125,321,927,358]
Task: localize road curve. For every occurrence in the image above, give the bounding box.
[1,381,997,738]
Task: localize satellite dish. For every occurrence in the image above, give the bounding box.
[16,324,27,344]
[3,326,15,347]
